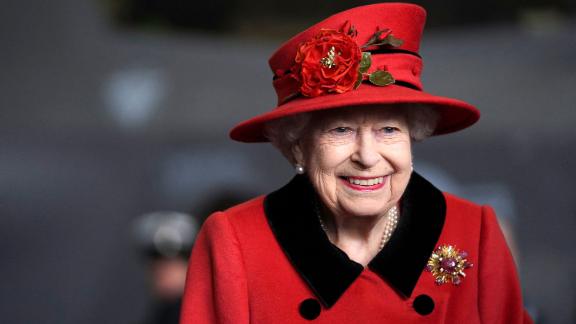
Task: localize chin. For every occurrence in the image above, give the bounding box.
[341,202,389,218]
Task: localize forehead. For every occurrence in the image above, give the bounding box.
[310,105,407,125]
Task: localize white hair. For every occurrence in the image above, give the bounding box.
[264,104,439,164]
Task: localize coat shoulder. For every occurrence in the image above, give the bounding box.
[440,192,487,237]
[443,192,483,216]
[443,191,481,208]
[202,195,269,241]
[223,195,266,218]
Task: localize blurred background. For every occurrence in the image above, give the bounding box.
[0,0,575,323]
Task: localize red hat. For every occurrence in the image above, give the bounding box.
[230,3,480,143]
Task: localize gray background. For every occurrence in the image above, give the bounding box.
[0,0,574,323]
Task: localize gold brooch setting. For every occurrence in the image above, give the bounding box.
[425,245,473,286]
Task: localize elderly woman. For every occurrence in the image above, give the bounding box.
[181,3,532,323]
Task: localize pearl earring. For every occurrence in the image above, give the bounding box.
[295,164,305,174]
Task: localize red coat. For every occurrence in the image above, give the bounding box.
[181,173,532,323]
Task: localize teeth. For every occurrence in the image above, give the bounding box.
[347,177,384,186]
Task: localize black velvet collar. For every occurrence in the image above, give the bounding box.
[264,172,446,308]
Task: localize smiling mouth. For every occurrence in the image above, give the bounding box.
[340,176,387,191]
[345,176,384,186]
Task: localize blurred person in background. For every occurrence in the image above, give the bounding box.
[133,192,253,324]
[133,211,198,324]
[181,3,532,323]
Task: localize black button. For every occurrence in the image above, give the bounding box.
[413,294,434,315]
[299,298,321,320]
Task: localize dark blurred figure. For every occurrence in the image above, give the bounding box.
[132,190,254,324]
[133,211,198,324]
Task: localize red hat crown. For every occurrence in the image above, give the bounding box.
[270,3,426,104]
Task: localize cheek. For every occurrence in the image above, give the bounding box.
[304,143,352,202]
[387,137,412,169]
[389,141,413,194]
[395,150,413,171]
[305,140,351,172]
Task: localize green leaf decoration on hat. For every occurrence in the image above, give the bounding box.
[362,28,404,49]
[354,71,363,90]
[358,52,372,73]
[369,70,395,86]
[381,34,404,48]
[355,52,372,89]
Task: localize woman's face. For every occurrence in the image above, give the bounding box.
[293,107,412,219]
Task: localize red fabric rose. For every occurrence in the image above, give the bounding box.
[292,29,361,97]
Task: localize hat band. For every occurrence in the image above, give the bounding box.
[273,52,423,105]
[369,47,422,58]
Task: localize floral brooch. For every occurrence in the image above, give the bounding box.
[425,245,473,286]
[281,22,403,102]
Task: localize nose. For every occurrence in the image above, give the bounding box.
[351,130,381,168]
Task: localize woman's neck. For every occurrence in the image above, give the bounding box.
[320,205,396,267]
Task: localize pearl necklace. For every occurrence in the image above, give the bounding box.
[315,203,399,251]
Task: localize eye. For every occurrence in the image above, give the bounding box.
[329,126,353,135]
[380,126,399,134]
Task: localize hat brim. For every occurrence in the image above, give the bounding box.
[230,84,480,143]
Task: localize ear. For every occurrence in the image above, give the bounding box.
[291,141,305,166]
